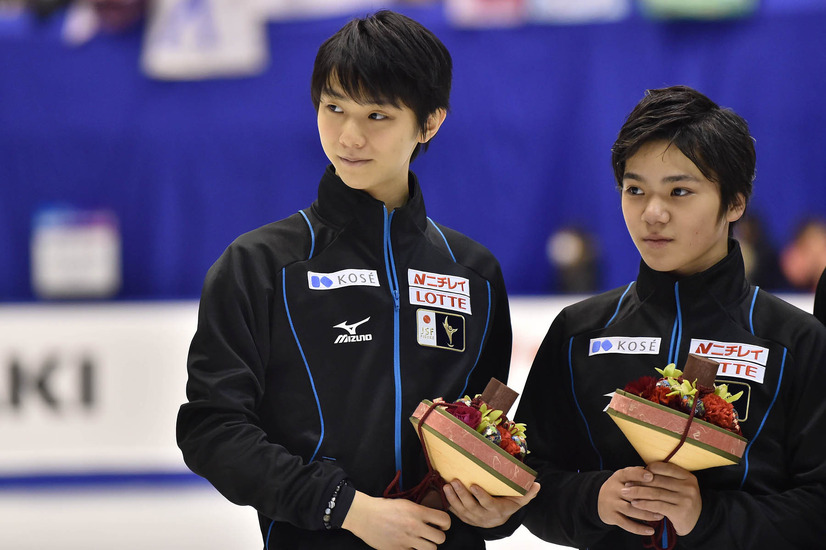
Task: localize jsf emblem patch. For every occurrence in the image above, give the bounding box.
[416,309,465,352]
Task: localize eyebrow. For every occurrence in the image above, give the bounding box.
[320,87,394,107]
[623,172,699,184]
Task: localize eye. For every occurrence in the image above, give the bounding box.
[671,187,691,197]
[623,185,643,196]
[326,104,343,113]
[369,112,388,120]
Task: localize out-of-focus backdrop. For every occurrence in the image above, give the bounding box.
[1,0,824,548]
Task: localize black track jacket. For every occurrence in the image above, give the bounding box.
[517,241,826,549]
[177,166,512,548]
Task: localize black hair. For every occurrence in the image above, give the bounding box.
[311,10,452,160]
[612,85,755,220]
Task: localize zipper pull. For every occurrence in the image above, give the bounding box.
[393,289,400,312]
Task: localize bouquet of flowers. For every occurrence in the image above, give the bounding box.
[606,354,747,471]
[408,378,536,498]
[433,394,529,460]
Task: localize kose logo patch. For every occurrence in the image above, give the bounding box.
[308,269,379,291]
[589,337,661,356]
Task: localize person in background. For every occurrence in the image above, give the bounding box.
[176,10,537,550]
[779,218,826,292]
[516,85,826,549]
[815,266,826,324]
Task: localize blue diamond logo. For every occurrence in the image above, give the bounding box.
[592,341,601,353]
[321,276,333,288]
[601,340,613,351]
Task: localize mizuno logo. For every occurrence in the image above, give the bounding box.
[333,317,370,335]
[333,317,372,344]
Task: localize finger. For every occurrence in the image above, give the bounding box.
[513,482,540,505]
[613,514,656,536]
[622,484,678,503]
[448,480,483,510]
[646,461,692,479]
[411,537,438,550]
[467,484,497,509]
[617,466,654,484]
[418,523,447,547]
[421,507,451,531]
[617,498,665,523]
[442,483,465,521]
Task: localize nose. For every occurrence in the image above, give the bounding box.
[339,118,365,149]
[642,196,670,225]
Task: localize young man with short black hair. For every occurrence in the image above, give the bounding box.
[517,86,826,549]
[177,10,537,549]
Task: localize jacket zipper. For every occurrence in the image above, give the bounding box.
[668,282,683,365]
[383,208,403,484]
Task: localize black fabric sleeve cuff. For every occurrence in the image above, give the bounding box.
[328,482,356,529]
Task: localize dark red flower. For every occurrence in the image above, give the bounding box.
[497,425,522,457]
[450,404,482,430]
[701,393,742,435]
[649,384,678,408]
[624,376,658,399]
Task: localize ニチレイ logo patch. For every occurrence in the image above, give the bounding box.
[408,269,471,315]
[416,309,465,352]
[689,339,768,384]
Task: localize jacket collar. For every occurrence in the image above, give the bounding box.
[313,165,428,234]
[635,239,751,313]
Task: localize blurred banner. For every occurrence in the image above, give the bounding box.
[0,302,195,476]
[31,207,121,300]
[141,0,268,80]
[639,0,758,19]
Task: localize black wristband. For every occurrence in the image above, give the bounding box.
[323,479,348,530]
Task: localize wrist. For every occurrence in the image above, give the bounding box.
[323,479,355,530]
[341,490,371,535]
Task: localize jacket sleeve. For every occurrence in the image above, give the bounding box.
[678,320,826,549]
[515,309,615,547]
[176,243,351,531]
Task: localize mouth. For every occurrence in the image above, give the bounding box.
[642,235,673,248]
[339,156,371,167]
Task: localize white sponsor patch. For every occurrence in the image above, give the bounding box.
[307,269,379,290]
[589,337,661,356]
[689,339,768,384]
[408,269,471,314]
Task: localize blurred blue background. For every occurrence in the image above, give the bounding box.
[1,0,825,302]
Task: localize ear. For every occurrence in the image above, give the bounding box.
[419,109,447,144]
[726,193,747,223]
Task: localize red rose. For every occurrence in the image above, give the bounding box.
[450,404,482,430]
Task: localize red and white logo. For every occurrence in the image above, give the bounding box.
[408,269,471,315]
[689,339,768,383]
